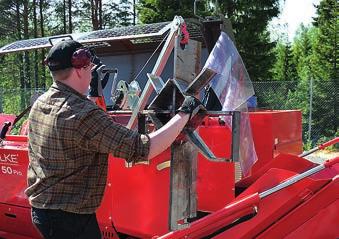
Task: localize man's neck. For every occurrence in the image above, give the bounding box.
[55,78,84,95]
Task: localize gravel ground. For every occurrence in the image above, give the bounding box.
[304,150,339,164]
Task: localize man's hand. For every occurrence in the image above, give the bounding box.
[89,56,110,97]
[178,95,206,120]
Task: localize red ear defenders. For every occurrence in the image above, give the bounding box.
[71,48,93,69]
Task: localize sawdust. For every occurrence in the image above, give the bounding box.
[305,150,339,164]
[314,150,338,158]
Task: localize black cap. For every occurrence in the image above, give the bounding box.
[45,40,83,71]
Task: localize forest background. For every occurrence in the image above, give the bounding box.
[0,0,337,148]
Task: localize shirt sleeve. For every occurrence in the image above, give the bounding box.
[75,108,150,163]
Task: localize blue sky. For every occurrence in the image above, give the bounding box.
[270,0,320,41]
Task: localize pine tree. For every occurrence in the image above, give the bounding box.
[79,0,120,30]
[102,2,120,28]
[137,0,280,81]
[291,25,314,81]
[137,0,195,23]
[0,0,18,38]
[311,0,338,138]
[271,41,296,81]
[313,0,337,80]
[117,0,133,26]
[89,0,103,30]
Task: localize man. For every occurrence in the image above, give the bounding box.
[25,39,205,239]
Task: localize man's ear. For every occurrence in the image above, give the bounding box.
[74,67,82,79]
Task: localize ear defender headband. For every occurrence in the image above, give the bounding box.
[71,48,93,69]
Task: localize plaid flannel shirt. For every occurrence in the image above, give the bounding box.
[25,81,150,214]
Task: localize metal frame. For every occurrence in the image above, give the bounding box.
[0,22,172,55]
[135,109,241,230]
[137,110,241,164]
[127,16,185,129]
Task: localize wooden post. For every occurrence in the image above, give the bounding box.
[169,38,201,230]
[169,141,198,230]
[174,39,201,88]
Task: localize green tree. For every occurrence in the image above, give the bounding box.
[79,0,120,30]
[0,0,31,109]
[285,26,317,141]
[0,0,18,38]
[116,0,133,26]
[310,0,338,138]
[271,40,297,81]
[137,0,195,23]
[137,0,280,81]
[291,25,316,81]
[284,0,338,144]
[102,2,120,28]
[0,0,52,114]
[221,0,280,81]
[49,0,80,34]
[313,0,337,80]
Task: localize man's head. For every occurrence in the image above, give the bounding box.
[45,40,96,94]
[45,40,93,71]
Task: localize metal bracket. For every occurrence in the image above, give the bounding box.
[48,35,73,46]
[185,129,227,162]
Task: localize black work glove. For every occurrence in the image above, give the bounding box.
[89,56,110,97]
[178,95,206,120]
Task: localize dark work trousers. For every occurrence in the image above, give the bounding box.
[31,207,102,239]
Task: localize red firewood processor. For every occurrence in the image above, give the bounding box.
[0,5,338,239]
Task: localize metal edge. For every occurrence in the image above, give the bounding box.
[0,23,172,55]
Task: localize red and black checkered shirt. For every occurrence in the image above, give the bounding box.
[25,81,150,214]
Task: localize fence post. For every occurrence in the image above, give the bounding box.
[308,78,313,142]
[0,89,3,113]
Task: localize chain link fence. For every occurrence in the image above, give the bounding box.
[253,79,338,147]
[0,88,45,134]
[0,80,337,146]
[0,88,45,114]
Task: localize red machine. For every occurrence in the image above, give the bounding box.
[0,14,338,239]
[1,111,338,239]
